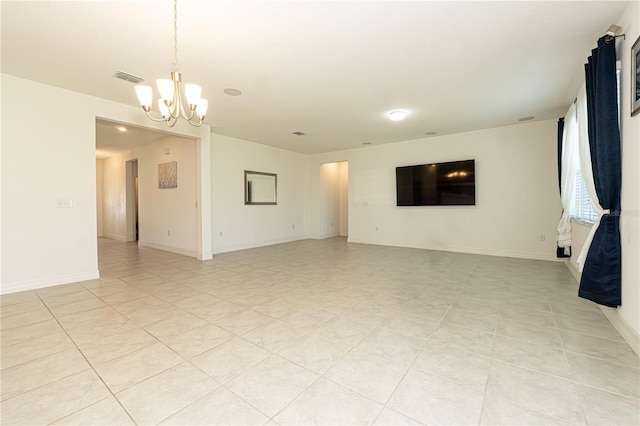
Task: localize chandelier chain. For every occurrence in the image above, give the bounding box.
[173,0,178,72]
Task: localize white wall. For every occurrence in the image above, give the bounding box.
[309,120,562,260]
[96,159,104,237]
[139,137,197,256]
[211,134,308,253]
[339,161,349,237]
[0,74,212,294]
[563,1,640,351]
[101,136,198,256]
[617,0,640,340]
[1,75,100,293]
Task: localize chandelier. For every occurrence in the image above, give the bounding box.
[135,0,208,127]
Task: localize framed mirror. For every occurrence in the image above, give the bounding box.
[245,170,277,205]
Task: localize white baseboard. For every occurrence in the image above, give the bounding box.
[346,238,561,262]
[564,259,581,281]
[103,233,126,242]
[600,306,640,358]
[137,241,196,258]
[320,232,340,239]
[198,252,213,261]
[563,260,640,358]
[212,235,308,254]
[0,270,101,295]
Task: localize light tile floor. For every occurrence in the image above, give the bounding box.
[1,237,639,425]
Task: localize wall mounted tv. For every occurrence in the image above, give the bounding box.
[396,159,475,206]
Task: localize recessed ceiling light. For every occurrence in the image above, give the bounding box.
[223,88,242,96]
[292,131,305,136]
[388,110,408,121]
[424,131,437,136]
[518,116,535,122]
[116,126,127,132]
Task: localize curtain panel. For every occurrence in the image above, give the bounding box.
[578,36,622,307]
[557,117,564,196]
[556,106,578,257]
[556,117,571,258]
[576,84,604,270]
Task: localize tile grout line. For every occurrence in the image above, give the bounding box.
[31,290,139,426]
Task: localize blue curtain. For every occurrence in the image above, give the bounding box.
[579,36,622,307]
[557,117,564,195]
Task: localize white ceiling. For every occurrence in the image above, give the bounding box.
[1,0,629,155]
[95,120,173,159]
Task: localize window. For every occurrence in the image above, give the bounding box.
[570,61,621,225]
[572,169,598,224]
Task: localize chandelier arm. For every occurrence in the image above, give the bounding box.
[168,77,181,119]
[164,100,180,121]
[143,107,179,128]
[144,109,172,123]
[174,80,197,121]
[180,99,196,121]
[186,115,203,127]
[160,108,179,127]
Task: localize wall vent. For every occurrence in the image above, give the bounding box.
[113,70,144,84]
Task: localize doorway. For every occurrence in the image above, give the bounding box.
[320,161,349,238]
[126,159,139,242]
[95,117,210,260]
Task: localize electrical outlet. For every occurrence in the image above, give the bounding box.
[292,224,295,229]
[56,199,73,208]
[168,230,171,236]
[375,226,379,231]
[219,231,223,237]
[539,234,545,242]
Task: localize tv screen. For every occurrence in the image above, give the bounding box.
[396,160,475,206]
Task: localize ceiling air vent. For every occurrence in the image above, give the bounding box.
[113,70,144,84]
[292,131,305,136]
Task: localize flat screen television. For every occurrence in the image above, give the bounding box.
[396,159,475,206]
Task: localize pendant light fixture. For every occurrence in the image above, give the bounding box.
[135,0,208,127]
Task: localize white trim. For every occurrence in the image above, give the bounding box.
[570,217,595,227]
[137,241,197,258]
[346,238,562,262]
[564,259,640,359]
[212,235,308,254]
[198,251,213,261]
[0,270,100,295]
[103,233,126,241]
[196,136,212,261]
[600,306,640,358]
[564,258,581,282]
[319,232,340,239]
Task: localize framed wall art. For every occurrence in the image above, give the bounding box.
[632,35,640,117]
[158,161,177,189]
